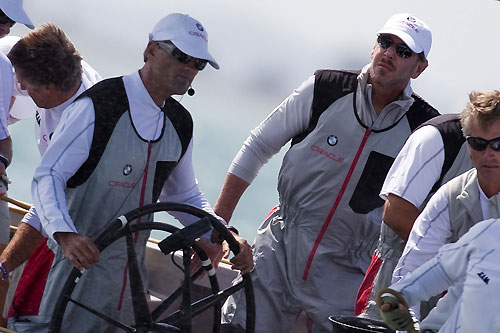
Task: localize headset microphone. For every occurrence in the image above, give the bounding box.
[187,86,195,96]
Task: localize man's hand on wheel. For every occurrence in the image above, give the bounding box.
[55,232,100,270]
[227,232,253,274]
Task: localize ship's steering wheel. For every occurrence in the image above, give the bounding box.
[48,202,255,332]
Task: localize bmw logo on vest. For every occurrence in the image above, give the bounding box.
[123,164,133,176]
[327,135,338,146]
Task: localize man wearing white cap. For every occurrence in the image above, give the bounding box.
[218,13,437,332]
[0,0,32,325]
[0,0,34,243]
[8,13,252,332]
[0,0,34,174]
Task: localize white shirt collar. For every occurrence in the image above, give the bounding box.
[122,71,164,141]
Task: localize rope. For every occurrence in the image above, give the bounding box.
[376,288,418,333]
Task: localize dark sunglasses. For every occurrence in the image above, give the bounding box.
[377,34,414,59]
[466,136,500,152]
[0,10,15,27]
[157,41,208,71]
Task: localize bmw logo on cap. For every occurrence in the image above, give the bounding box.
[327,135,338,146]
[123,164,133,176]
[196,23,204,31]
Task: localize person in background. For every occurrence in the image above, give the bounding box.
[218,13,438,332]
[0,0,33,324]
[355,112,473,319]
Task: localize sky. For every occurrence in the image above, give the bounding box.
[5,0,500,241]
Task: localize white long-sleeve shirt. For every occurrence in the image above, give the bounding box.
[20,62,102,236]
[390,218,500,332]
[393,179,491,283]
[32,71,214,240]
[392,174,491,325]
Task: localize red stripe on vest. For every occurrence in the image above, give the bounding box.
[355,251,382,315]
[264,206,279,220]
[117,142,152,311]
[302,129,371,280]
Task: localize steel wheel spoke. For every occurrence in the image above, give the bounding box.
[125,229,153,328]
[67,297,136,332]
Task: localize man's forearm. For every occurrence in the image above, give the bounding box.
[382,194,420,241]
[0,222,44,272]
[214,173,250,223]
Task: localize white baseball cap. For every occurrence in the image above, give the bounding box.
[377,13,432,58]
[149,13,219,70]
[0,0,34,29]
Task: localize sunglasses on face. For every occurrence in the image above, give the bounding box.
[156,41,208,71]
[0,10,15,27]
[466,136,500,152]
[376,34,414,59]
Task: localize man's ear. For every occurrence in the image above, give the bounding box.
[144,41,157,62]
[411,59,428,79]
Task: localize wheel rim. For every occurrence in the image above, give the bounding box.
[48,202,255,333]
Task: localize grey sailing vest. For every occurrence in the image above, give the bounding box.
[65,77,192,237]
[419,168,483,328]
[276,70,439,280]
[447,168,484,242]
[39,77,193,331]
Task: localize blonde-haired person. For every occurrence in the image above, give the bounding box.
[390,90,500,330]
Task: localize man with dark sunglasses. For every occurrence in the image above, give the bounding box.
[156,40,208,71]
[217,13,437,332]
[387,90,500,331]
[10,13,253,332]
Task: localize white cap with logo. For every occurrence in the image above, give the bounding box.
[0,0,34,29]
[377,13,432,58]
[149,13,219,70]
